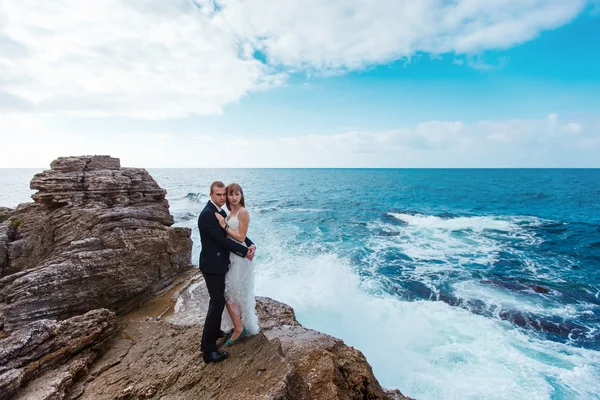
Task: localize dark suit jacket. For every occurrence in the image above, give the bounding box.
[198,201,254,274]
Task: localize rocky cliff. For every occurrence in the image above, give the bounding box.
[0,156,193,398]
[0,156,410,400]
[70,273,410,400]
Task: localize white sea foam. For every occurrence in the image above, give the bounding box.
[388,212,521,232]
[282,208,331,213]
[252,215,600,400]
[255,250,600,400]
[363,218,502,296]
[364,213,560,307]
[370,219,502,264]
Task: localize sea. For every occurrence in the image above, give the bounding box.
[1,168,599,400]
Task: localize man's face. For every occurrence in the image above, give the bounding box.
[210,186,227,207]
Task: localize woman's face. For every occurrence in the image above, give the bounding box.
[228,190,242,206]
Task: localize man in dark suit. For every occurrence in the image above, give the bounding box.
[198,181,255,363]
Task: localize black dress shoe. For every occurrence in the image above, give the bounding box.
[218,329,234,338]
[202,350,229,363]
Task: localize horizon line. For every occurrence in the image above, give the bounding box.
[1,167,599,170]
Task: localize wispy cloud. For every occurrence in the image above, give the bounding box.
[222,0,586,70]
[0,0,589,118]
[2,113,597,168]
[465,56,509,71]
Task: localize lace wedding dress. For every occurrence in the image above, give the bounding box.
[222,210,260,335]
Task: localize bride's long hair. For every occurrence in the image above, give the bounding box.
[225,183,245,211]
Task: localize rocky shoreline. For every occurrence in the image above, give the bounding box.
[0,156,411,399]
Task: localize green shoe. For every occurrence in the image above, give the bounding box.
[225,328,247,347]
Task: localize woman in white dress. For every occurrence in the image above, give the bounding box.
[214,183,259,346]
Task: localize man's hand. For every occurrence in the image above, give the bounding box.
[247,244,256,261]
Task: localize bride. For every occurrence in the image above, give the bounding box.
[214,183,260,346]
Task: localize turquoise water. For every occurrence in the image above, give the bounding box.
[2,168,599,399]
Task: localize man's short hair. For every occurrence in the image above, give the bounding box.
[210,181,226,194]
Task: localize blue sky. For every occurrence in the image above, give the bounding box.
[1,0,599,167]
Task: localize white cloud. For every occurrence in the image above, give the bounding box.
[547,113,584,135]
[0,0,283,119]
[466,56,510,71]
[566,123,583,134]
[222,0,586,71]
[0,0,589,118]
[2,112,596,168]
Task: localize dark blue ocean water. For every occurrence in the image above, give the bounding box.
[1,168,599,399]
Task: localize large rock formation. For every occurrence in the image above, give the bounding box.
[0,156,193,398]
[0,155,193,330]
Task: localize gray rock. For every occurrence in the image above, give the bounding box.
[0,155,192,330]
[0,155,192,398]
[0,309,116,400]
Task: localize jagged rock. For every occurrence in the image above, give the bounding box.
[0,207,15,282]
[0,309,117,400]
[0,156,192,398]
[0,155,193,331]
[70,275,411,400]
[0,219,14,282]
[30,156,166,207]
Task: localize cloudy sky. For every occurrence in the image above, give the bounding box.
[1,0,599,168]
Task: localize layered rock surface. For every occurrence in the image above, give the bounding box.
[0,309,116,400]
[0,156,193,398]
[73,273,411,400]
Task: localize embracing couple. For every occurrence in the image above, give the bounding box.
[198,181,260,364]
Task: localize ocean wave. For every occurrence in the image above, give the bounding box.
[252,206,332,214]
[369,212,545,269]
[251,216,600,399]
[360,212,600,352]
[171,211,197,222]
[174,192,207,203]
[387,212,542,232]
[252,206,279,214]
[282,208,331,213]
[365,219,504,269]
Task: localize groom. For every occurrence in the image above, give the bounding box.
[198,181,255,363]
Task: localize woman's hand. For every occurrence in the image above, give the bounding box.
[215,212,226,229]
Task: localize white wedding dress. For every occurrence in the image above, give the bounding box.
[222,210,260,335]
